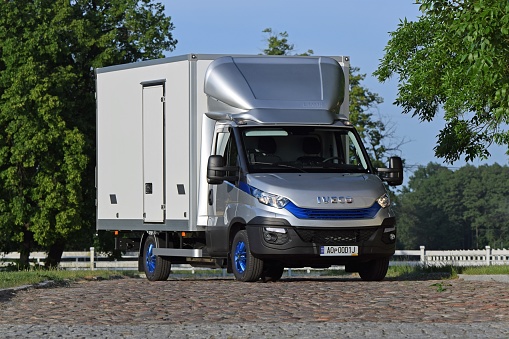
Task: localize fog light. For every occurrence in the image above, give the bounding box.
[382,227,397,244]
[262,228,290,245]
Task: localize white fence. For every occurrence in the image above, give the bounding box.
[0,247,138,270]
[394,246,509,267]
[1,246,509,271]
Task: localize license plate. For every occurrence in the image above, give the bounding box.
[320,246,358,256]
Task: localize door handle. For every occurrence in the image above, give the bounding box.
[208,189,213,206]
[145,183,153,194]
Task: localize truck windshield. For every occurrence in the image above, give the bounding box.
[240,126,372,174]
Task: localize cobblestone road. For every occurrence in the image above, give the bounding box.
[1,276,508,338]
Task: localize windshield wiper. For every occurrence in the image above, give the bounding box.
[251,162,308,173]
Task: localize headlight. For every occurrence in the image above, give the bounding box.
[251,188,289,209]
[377,193,391,208]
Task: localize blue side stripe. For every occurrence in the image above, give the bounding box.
[238,181,251,194]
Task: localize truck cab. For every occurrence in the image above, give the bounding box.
[202,56,402,281]
[206,118,401,282]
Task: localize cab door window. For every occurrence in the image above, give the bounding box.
[214,131,238,183]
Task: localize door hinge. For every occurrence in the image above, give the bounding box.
[161,96,166,103]
[161,204,166,210]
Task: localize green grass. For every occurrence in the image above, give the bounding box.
[459,265,509,275]
[0,269,138,289]
[386,264,457,280]
[387,264,509,280]
[0,265,508,289]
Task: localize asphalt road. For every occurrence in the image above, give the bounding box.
[1,275,508,338]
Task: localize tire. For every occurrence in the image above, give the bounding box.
[231,230,263,282]
[358,257,390,281]
[261,261,285,282]
[143,235,171,281]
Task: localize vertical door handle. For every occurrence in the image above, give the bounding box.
[208,189,213,205]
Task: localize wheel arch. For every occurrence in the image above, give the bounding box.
[138,232,166,272]
[226,219,247,272]
[138,232,149,272]
[228,219,247,249]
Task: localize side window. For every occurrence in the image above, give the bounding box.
[347,131,368,169]
[215,132,229,156]
[225,135,238,167]
[214,131,238,182]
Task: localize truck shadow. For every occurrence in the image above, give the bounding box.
[167,273,452,283]
[0,291,15,303]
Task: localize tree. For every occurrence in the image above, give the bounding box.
[262,28,313,56]
[395,163,466,249]
[0,0,177,268]
[396,162,509,249]
[375,0,509,163]
[459,164,509,248]
[262,28,403,168]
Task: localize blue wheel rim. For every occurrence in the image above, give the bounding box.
[234,241,247,274]
[146,243,156,274]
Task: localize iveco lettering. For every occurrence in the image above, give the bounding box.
[95,54,403,282]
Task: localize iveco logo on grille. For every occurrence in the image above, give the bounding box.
[317,196,353,204]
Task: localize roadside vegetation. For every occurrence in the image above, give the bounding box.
[1,265,508,289]
[386,265,509,280]
[0,269,138,290]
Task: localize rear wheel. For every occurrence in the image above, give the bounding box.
[143,235,171,281]
[358,257,390,281]
[231,230,263,282]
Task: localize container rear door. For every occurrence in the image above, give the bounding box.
[143,84,165,222]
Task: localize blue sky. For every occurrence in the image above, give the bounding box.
[161,0,508,180]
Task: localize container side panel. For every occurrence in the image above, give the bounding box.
[97,69,145,225]
[97,62,186,229]
[196,60,215,227]
[336,58,350,118]
[164,62,191,221]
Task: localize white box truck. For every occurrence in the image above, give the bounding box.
[95,54,403,282]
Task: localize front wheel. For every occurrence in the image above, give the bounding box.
[231,230,263,282]
[358,257,390,281]
[143,235,171,281]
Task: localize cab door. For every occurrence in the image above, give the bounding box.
[206,126,240,255]
[207,126,239,226]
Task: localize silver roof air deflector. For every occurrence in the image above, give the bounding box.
[204,56,345,124]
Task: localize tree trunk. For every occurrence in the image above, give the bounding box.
[45,239,65,268]
[19,230,34,270]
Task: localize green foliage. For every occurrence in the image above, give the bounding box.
[396,163,509,249]
[430,282,450,292]
[375,0,509,163]
[349,68,395,168]
[262,28,313,56]
[0,1,177,265]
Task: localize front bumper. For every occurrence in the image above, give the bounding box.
[246,217,396,268]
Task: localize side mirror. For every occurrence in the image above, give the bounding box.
[207,155,239,184]
[377,156,403,186]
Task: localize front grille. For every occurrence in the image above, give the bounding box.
[284,201,381,220]
[295,228,377,245]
